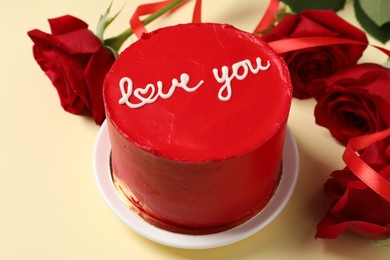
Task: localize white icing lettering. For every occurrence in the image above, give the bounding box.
[213,57,271,101]
[119,73,204,109]
[118,57,271,109]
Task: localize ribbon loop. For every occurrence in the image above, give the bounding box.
[342,128,390,202]
[130,0,172,39]
[130,0,202,39]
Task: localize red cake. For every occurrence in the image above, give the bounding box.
[103,23,292,234]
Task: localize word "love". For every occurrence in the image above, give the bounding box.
[118,57,271,109]
[119,73,203,109]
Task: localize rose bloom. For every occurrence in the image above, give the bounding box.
[28,15,115,125]
[261,10,368,99]
[316,140,390,239]
[314,63,390,146]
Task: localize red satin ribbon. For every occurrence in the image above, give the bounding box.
[130,0,202,39]
[343,128,390,202]
[192,0,202,23]
[267,36,390,57]
[253,0,280,34]
[130,0,172,38]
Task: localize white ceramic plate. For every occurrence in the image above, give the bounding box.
[93,121,299,249]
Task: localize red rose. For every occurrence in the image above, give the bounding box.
[314,63,390,146]
[28,15,115,125]
[262,10,368,99]
[316,140,390,239]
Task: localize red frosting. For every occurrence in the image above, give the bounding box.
[103,23,292,234]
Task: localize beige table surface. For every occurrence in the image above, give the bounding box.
[1,0,390,259]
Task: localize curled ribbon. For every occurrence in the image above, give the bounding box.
[343,128,390,203]
[253,0,280,33]
[130,0,202,39]
[130,0,172,38]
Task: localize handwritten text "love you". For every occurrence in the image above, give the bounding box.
[118,57,271,109]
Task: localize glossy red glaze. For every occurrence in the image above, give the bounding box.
[103,23,292,234]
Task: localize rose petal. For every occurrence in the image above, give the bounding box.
[48,15,88,35]
[33,47,86,114]
[55,29,102,54]
[302,10,368,62]
[261,14,299,42]
[28,29,62,50]
[333,187,390,223]
[291,15,338,38]
[316,190,390,239]
[316,216,390,239]
[303,10,367,41]
[361,142,389,165]
[84,47,115,124]
[28,22,102,55]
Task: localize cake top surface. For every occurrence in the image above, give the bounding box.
[104,23,292,161]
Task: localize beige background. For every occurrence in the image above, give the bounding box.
[1,0,390,259]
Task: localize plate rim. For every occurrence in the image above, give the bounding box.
[93,120,299,249]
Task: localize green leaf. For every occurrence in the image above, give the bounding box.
[280,0,346,13]
[96,2,123,41]
[359,0,390,26]
[354,0,390,43]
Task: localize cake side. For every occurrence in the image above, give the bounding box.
[107,119,286,234]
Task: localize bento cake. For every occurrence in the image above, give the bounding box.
[103,23,292,234]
